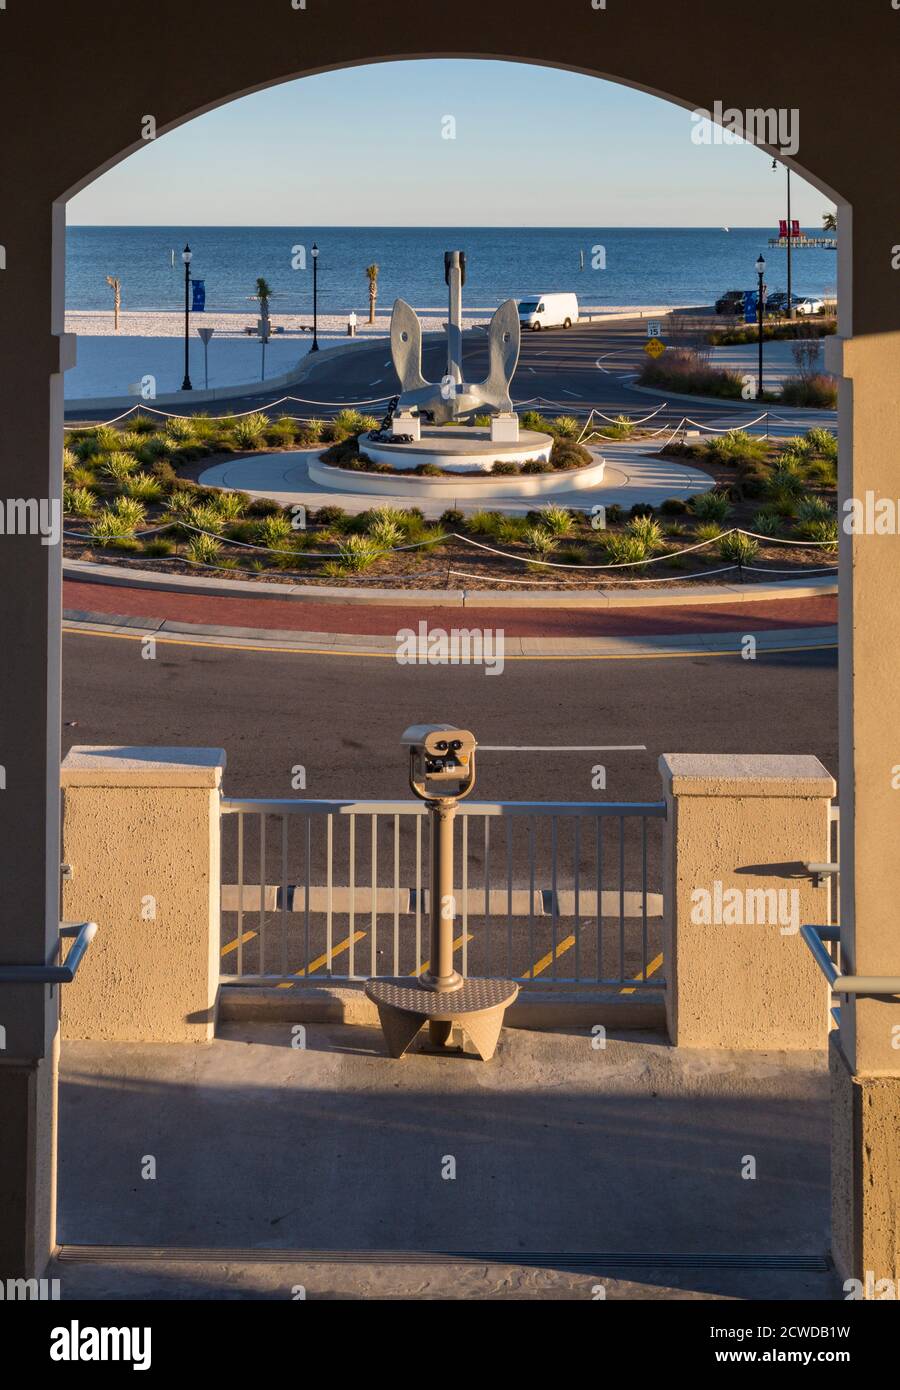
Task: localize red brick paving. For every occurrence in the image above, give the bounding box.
[64,580,837,639]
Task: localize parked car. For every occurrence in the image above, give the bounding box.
[766,292,824,317]
[517,292,579,330]
[714,290,746,315]
[794,296,825,316]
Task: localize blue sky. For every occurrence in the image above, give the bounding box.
[68,60,834,227]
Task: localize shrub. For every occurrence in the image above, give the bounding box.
[266,416,298,447]
[89,510,136,546]
[439,509,464,530]
[629,502,655,519]
[246,496,283,517]
[301,418,325,444]
[602,534,649,565]
[557,545,587,565]
[491,460,519,475]
[232,412,269,449]
[765,465,806,501]
[539,505,575,537]
[780,374,838,408]
[465,510,505,538]
[751,511,781,537]
[691,490,732,522]
[66,465,97,489]
[254,514,294,551]
[599,414,635,440]
[213,491,249,521]
[605,504,624,525]
[520,410,553,433]
[639,347,744,399]
[141,536,175,558]
[102,451,140,483]
[333,534,381,572]
[551,415,581,439]
[73,434,101,461]
[718,532,759,565]
[128,413,158,435]
[550,438,592,469]
[796,496,834,525]
[523,526,557,558]
[165,416,199,442]
[796,517,838,549]
[660,497,689,515]
[521,459,553,474]
[497,516,530,543]
[185,504,225,536]
[420,463,442,477]
[124,472,164,501]
[805,456,838,487]
[185,533,223,565]
[110,496,146,529]
[627,515,663,549]
[702,429,768,468]
[313,505,348,528]
[368,516,404,550]
[63,485,97,517]
[93,425,123,452]
[694,523,724,542]
[805,426,838,460]
[63,447,79,475]
[150,459,178,487]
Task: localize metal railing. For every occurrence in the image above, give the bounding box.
[219,799,665,990]
[0,921,98,984]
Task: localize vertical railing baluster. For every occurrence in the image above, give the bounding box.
[415,814,422,976]
[349,814,356,979]
[461,813,468,976]
[574,816,581,982]
[326,813,333,975]
[619,814,626,983]
[393,813,400,977]
[304,815,311,976]
[528,817,535,979]
[237,811,244,979]
[506,816,513,976]
[551,815,558,980]
[371,815,378,978]
[259,812,266,976]
[484,816,491,978]
[281,814,288,980]
[641,815,648,980]
[596,815,603,983]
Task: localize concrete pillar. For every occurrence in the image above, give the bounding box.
[825,329,900,1291]
[660,754,835,1049]
[60,748,226,1043]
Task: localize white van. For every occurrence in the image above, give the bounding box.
[517,293,579,331]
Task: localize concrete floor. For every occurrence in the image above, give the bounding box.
[55,1021,838,1300]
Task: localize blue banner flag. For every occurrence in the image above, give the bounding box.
[191,279,206,312]
[743,290,757,324]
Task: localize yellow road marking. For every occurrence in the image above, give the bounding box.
[63,626,837,662]
[620,951,664,994]
[276,929,367,988]
[220,929,257,958]
[523,934,576,979]
[410,933,473,977]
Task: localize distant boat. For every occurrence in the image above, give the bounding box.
[170,249,175,268]
[722,226,730,232]
[579,249,585,270]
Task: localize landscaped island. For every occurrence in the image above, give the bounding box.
[62,410,837,588]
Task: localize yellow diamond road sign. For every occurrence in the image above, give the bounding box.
[644,337,665,358]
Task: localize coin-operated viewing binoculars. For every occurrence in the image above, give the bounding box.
[364,723,519,1061]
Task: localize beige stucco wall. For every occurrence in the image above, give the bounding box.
[60,748,224,1043]
[660,754,835,1049]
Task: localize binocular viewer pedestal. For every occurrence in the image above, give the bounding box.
[365,976,519,1061]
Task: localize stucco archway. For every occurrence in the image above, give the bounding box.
[1,2,898,1285]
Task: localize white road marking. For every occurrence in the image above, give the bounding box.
[563,389,581,397]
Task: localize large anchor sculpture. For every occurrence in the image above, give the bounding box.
[389,251,520,425]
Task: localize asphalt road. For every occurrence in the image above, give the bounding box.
[66,312,809,430]
[62,632,838,984]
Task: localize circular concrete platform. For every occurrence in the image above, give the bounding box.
[359,424,553,472]
[308,452,606,498]
[198,442,714,517]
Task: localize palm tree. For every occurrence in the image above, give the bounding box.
[366,263,379,325]
[822,212,837,232]
[254,276,274,336]
[105,275,121,332]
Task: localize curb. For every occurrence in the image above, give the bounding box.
[62,560,837,610]
[624,382,837,415]
[62,609,838,659]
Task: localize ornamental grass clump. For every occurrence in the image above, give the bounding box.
[691,490,732,522]
[717,532,759,565]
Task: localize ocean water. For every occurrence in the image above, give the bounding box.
[66,226,837,316]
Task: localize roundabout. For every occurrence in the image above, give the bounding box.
[359,423,554,472]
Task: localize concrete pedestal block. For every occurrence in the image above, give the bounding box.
[490,413,520,443]
[660,754,835,1049]
[60,748,225,1043]
[830,1034,900,1293]
[392,412,420,440]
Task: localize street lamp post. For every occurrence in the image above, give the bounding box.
[773,158,795,319]
[310,242,320,351]
[756,254,766,401]
[181,244,193,391]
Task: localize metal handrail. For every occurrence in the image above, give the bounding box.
[0,921,98,984]
[801,925,900,996]
[221,798,667,818]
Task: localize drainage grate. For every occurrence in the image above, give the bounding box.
[56,1246,829,1272]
